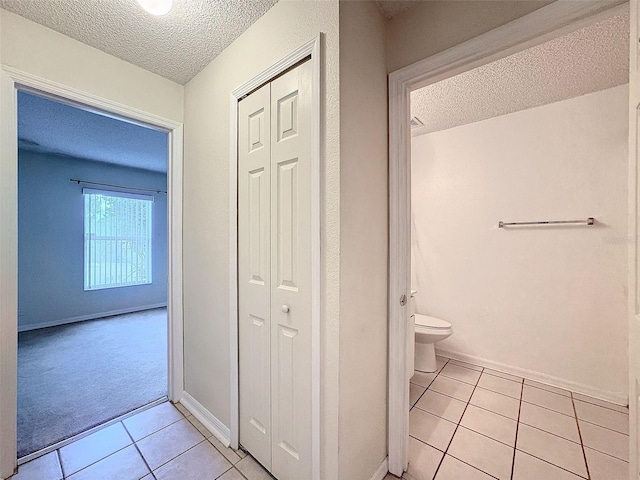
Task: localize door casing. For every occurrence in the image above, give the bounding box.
[387,1,628,475]
[228,36,321,480]
[0,67,184,479]
[628,1,639,478]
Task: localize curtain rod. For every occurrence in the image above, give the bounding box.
[70,178,167,195]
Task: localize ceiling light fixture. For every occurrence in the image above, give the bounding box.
[136,0,173,16]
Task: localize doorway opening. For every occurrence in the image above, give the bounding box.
[16,90,170,462]
[405,9,628,478]
[387,1,629,476]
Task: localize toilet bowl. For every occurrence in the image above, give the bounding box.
[414,313,453,372]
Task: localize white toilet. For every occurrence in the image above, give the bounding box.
[410,291,453,372]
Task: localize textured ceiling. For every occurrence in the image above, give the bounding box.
[0,0,279,85]
[411,11,629,135]
[18,91,168,172]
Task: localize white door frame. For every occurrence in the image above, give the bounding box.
[387,1,627,475]
[0,67,184,479]
[228,36,321,480]
[629,2,639,478]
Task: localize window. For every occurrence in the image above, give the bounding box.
[83,188,153,290]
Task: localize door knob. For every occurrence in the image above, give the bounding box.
[281,305,290,313]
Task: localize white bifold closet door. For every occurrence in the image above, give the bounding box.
[238,59,312,480]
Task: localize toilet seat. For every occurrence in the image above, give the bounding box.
[415,313,451,330]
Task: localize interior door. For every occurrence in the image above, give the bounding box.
[630,1,639,478]
[238,59,312,480]
[270,60,312,480]
[238,82,272,470]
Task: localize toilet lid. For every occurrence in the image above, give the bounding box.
[415,314,451,329]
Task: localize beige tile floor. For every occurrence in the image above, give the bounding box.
[387,355,629,480]
[11,355,630,480]
[10,401,273,480]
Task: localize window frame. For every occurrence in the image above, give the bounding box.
[82,187,154,291]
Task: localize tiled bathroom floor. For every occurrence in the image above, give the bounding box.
[10,401,273,480]
[389,355,629,480]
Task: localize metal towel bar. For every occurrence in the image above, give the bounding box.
[498,218,595,228]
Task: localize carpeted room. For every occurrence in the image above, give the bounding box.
[17,91,170,459]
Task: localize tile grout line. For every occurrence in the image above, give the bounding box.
[417,392,517,423]
[518,397,629,436]
[437,373,483,385]
[411,357,626,480]
[59,438,132,477]
[410,380,433,410]
[519,398,582,418]
[431,377,520,399]
[515,450,591,479]
[139,432,208,474]
[577,403,629,414]
[20,402,261,480]
[573,417,630,436]
[122,420,156,478]
[406,358,450,478]
[430,362,483,479]
[229,466,250,480]
[572,395,629,413]
[126,414,185,444]
[571,391,591,480]
[132,442,154,477]
[228,463,251,480]
[56,448,65,479]
[443,454,501,480]
[409,358,448,410]
[517,420,584,445]
[576,447,630,464]
[417,366,521,476]
[482,371,524,382]
[509,378,524,480]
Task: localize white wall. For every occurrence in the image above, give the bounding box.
[182,1,341,476]
[411,85,629,400]
[338,1,388,479]
[18,151,168,331]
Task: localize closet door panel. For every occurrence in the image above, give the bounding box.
[238,82,272,470]
[270,60,313,480]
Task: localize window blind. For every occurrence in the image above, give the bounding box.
[83,189,153,290]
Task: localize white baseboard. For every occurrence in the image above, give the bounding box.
[437,347,628,406]
[18,303,168,332]
[370,457,389,480]
[180,392,231,447]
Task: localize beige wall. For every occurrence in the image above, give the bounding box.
[0,9,183,121]
[411,85,629,401]
[338,2,388,478]
[386,0,554,73]
[182,0,341,477]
